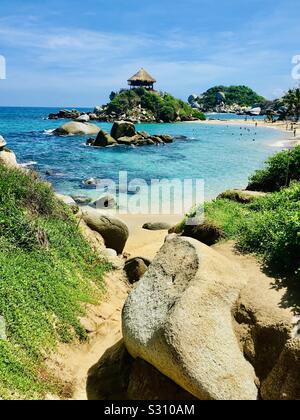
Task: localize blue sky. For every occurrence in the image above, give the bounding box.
[0,0,299,106]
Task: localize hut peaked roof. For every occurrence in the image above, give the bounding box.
[128,68,156,83]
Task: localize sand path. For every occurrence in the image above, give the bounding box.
[50,224,294,400]
[49,215,176,400]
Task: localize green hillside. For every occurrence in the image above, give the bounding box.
[197,85,266,110]
[106,88,206,122]
[0,164,110,399]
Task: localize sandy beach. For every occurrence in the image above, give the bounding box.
[189,118,300,148]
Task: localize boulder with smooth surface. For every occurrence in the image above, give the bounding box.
[83,209,129,254]
[53,122,101,136]
[122,236,258,400]
[143,222,172,231]
[111,121,136,140]
[124,257,151,284]
[76,114,90,123]
[91,130,117,147]
[91,194,116,209]
[0,149,18,168]
[169,220,224,246]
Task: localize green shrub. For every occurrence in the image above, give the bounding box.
[204,199,248,239]
[175,199,248,241]
[237,185,300,277]
[248,182,300,212]
[191,109,206,120]
[159,105,176,122]
[247,146,300,192]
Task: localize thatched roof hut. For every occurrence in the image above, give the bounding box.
[128,68,156,90]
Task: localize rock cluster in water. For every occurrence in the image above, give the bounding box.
[87,121,173,147]
[48,104,200,124]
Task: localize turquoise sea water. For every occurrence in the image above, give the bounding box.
[0,107,284,201]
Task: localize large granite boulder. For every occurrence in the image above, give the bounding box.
[76,114,90,123]
[169,220,224,246]
[0,149,18,168]
[158,134,173,143]
[53,122,101,136]
[143,222,172,231]
[90,194,117,209]
[48,109,81,120]
[91,130,117,147]
[0,135,7,150]
[124,257,151,284]
[82,209,129,254]
[111,121,136,140]
[122,236,258,400]
[117,136,139,145]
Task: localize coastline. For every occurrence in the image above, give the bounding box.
[88,118,300,257]
[189,118,300,148]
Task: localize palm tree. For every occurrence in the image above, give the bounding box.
[283,87,300,121]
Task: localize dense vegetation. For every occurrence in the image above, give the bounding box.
[107,88,206,122]
[202,183,300,281]
[247,145,300,192]
[237,183,300,277]
[196,85,266,110]
[0,164,110,399]
[282,87,300,121]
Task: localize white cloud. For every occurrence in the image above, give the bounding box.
[0,12,298,105]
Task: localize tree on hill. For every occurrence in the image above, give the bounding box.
[196,85,266,110]
[106,88,206,122]
[283,87,300,121]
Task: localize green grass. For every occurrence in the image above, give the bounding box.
[177,199,249,240]
[247,145,300,192]
[185,183,300,283]
[0,164,110,399]
[204,199,249,239]
[237,182,300,277]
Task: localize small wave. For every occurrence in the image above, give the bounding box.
[43,129,55,135]
[20,161,37,168]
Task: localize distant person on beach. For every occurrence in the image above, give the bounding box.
[294,129,297,137]
[255,122,258,128]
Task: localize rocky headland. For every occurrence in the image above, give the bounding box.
[48,88,206,124]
